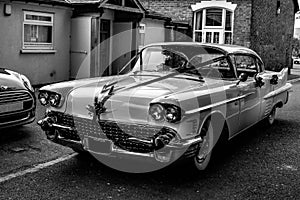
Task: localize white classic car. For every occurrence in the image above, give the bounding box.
[38,43,291,171]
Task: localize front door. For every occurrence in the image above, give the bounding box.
[112,22,133,75]
[91,18,111,77]
[100,19,111,76]
[70,16,92,79]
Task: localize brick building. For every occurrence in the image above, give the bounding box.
[140,0,299,71]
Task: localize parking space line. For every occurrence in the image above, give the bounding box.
[0,153,77,184]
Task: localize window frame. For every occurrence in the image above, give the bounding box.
[22,11,54,50]
[192,0,237,44]
[233,54,261,77]
[204,8,224,29]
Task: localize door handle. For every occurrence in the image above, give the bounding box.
[70,50,88,54]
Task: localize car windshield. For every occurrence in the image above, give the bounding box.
[120,45,235,80]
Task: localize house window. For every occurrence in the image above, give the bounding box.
[194,8,233,44]
[23,11,54,50]
[192,1,237,44]
[205,8,223,27]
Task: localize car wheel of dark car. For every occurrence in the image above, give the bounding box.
[193,119,214,171]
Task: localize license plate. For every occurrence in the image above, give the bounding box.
[85,137,112,154]
[0,102,23,114]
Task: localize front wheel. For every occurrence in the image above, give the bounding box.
[193,121,214,171]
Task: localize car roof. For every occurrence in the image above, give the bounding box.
[144,42,260,57]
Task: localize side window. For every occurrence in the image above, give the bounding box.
[235,55,258,77]
[189,57,235,79]
[142,48,187,72]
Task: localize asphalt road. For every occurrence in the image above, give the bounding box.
[0,92,73,177]
[0,83,300,200]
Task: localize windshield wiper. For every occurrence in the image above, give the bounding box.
[132,70,158,75]
[181,56,226,73]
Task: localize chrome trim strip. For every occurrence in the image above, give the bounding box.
[57,136,82,145]
[166,137,203,148]
[264,83,292,99]
[112,147,154,158]
[185,94,249,115]
[128,137,153,144]
[52,124,74,131]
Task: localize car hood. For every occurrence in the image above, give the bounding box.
[0,68,25,90]
[65,72,204,122]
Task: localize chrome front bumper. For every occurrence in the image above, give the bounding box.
[38,115,203,163]
[53,132,202,163]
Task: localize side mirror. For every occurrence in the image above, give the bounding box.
[254,73,265,87]
[237,73,248,85]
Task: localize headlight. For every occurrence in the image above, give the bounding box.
[20,74,34,92]
[49,93,61,107]
[38,91,61,107]
[38,92,49,106]
[165,105,181,123]
[149,104,182,123]
[149,104,165,121]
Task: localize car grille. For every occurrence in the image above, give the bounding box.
[53,112,177,153]
[0,112,30,124]
[0,90,34,115]
[0,90,32,104]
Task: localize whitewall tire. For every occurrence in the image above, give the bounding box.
[193,121,214,171]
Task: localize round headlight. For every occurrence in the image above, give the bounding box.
[49,94,61,107]
[165,105,181,123]
[38,92,49,106]
[149,104,165,121]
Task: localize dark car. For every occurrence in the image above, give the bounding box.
[293,58,300,64]
[0,68,36,129]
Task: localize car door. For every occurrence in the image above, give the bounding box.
[255,58,278,121]
[234,54,262,131]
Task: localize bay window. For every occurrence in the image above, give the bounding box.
[192,1,237,44]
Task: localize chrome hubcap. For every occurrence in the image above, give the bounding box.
[196,136,210,164]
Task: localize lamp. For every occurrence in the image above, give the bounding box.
[4,4,12,16]
[276,0,281,16]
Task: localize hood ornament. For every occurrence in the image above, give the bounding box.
[86,85,115,121]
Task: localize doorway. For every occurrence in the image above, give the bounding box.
[91,18,111,77]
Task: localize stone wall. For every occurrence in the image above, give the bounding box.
[251,0,296,70]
